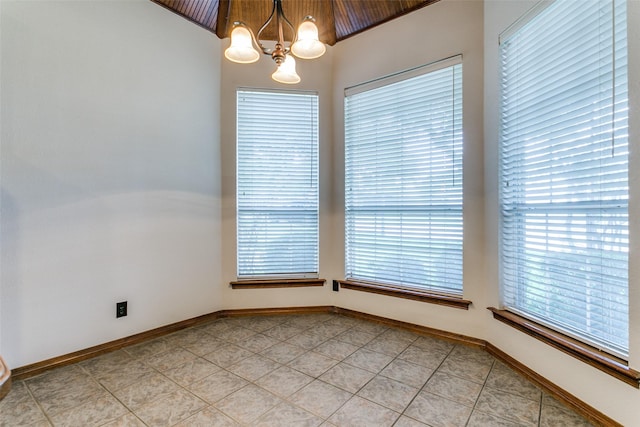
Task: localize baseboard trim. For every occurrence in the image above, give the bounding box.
[11,306,332,381]
[10,305,620,426]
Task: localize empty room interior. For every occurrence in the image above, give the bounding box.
[1,0,639,425]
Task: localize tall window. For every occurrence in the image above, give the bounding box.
[499,0,628,356]
[236,90,319,279]
[345,57,463,294]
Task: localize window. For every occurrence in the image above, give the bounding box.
[499,0,628,356]
[236,90,319,279]
[344,57,463,295]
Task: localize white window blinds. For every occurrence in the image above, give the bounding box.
[236,90,319,279]
[345,57,463,294]
[499,0,628,356]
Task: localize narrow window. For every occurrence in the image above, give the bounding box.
[345,57,464,295]
[499,0,629,357]
[236,90,319,279]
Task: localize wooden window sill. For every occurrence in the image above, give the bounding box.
[230,278,326,289]
[338,280,471,310]
[488,307,640,388]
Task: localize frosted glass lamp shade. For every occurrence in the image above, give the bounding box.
[291,20,326,59]
[225,26,260,64]
[271,55,301,84]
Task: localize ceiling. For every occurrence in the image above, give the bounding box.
[151,0,440,46]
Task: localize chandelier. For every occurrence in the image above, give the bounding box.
[224,0,326,84]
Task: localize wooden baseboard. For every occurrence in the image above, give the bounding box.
[10,305,620,425]
[11,306,333,381]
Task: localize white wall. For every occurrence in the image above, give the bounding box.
[218,40,338,309]
[331,0,486,338]
[0,0,222,367]
[483,1,640,425]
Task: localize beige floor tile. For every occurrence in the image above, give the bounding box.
[379,328,418,344]
[328,396,399,427]
[0,381,48,426]
[412,335,455,354]
[163,327,212,348]
[48,391,128,427]
[263,323,307,340]
[344,348,394,373]
[100,413,147,427]
[124,338,174,359]
[287,330,330,350]
[467,410,523,427]
[255,365,314,397]
[289,380,352,418]
[475,387,539,426]
[29,371,105,416]
[226,354,280,381]
[404,391,472,427]
[423,371,483,406]
[214,384,282,424]
[235,333,280,353]
[202,343,253,367]
[80,350,134,376]
[188,370,248,404]
[112,372,181,410]
[357,375,419,412]
[319,362,375,393]
[379,359,434,388]
[314,339,360,361]
[144,347,198,371]
[437,354,493,384]
[351,320,388,336]
[164,357,221,387]
[253,401,323,427]
[398,344,449,369]
[182,337,225,357]
[485,362,541,402]
[539,402,594,427]
[393,415,430,426]
[288,351,339,377]
[365,337,411,357]
[175,407,240,426]
[217,326,257,344]
[134,389,206,427]
[240,316,284,333]
[260,341,307,364]
[93,359,156,392]
[335,328,377,347]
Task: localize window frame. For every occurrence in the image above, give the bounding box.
[235,88,320,282]
[497,0,630,360]
[343,56,465,301]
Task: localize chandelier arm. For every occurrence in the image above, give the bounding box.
[275,0,297,52]
[255,0,278,53]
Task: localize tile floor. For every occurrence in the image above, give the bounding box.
[0,312,594,426]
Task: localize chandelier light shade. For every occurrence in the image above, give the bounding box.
[271,55,301,84]
[224,26,260,63]
[291,17,326,59]
[224,0,326,84]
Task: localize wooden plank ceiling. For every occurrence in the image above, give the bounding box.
[151,0,440,46]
